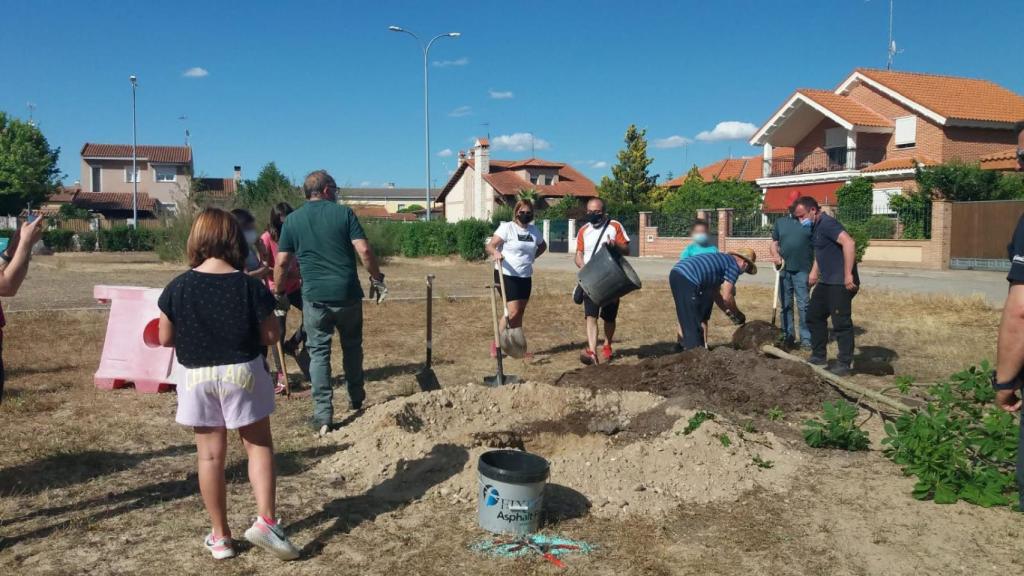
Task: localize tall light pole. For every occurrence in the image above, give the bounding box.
[129,74,139,228]
[389,26,460,221]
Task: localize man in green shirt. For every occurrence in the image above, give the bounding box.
[275,170,386,434]
[769,206,813,349]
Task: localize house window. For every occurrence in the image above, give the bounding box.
[397,203,406,211]
[124,167,140,183]
[824,127,848,169]
[154,165,177,183]
[91,165,102,192]
[872,188,900,214]
[895,116,916,148]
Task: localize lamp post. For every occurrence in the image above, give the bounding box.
[129,74,138,228]
[389,26,460,221]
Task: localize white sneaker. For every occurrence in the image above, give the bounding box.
[204,534,236,560]
[244,516,300,560]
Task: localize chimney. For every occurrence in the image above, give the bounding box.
[473,137,490,218]
[387,182,396,189]
[458,150,466,164]
[233,165,242,182]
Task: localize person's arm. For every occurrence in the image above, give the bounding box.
[258,313,282,346]
[273,251,294,294]
[836,231,857,291]
[486,234,505,262]
[606,222,630,255]
[574,228,585,269]
[996,284,1024,411]
[715,281,746,324]
[158,313,175,347]
[809,260,819,287]
[536,240,547,258]
[352,239,382,280]
[769,240,782,265]
[0,216,45,297]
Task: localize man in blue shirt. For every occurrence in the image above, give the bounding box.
[793,196,859,376]
[669,248,757,351]
[769,207,813,349]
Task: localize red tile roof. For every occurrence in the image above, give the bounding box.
[763,182,842,212]
[196,177,238,201]
[854,68,1024,124]
[663,156,761,187]
[437,157,597,202]
[81,143,193,164]
[860,156,938,173]
[980,148,1021,171]
[73,192,158,214]
[797,89,893,127]
[350,205,419,221]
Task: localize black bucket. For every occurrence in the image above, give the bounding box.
[577,246,642,307]
[477,450,549,535]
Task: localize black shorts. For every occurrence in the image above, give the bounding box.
[583,296,620,322]
[494,270,532,302]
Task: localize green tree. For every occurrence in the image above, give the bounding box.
[541,194,582,220]
[235,162,298,206]
[398,203,425,214]
[835,176,875,224]
[516,188,540,203]
[915,160,1010,201]
[598,124,657,214]
[0,111,61,214]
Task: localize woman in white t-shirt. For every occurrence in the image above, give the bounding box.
[485,199,547,354]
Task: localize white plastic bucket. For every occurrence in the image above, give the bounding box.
[477,449,550,535]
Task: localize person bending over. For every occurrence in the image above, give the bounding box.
[676,219,718,344]
[158,208,299,561]
[669,249,757,351]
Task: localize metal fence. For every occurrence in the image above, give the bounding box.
[548,219,569,253]
[834,204,932,240]
[731,210,784,237]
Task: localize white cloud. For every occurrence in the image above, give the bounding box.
[182,67,209,78]
[695,121,758,142]
[488,88,514,100]
[432,57,469,68]
[359,180,372,187]
[491,132,550,152]
[589,160,608,169]
[448,105,472,117]
[653,135,693,149]
[437,148,453,157]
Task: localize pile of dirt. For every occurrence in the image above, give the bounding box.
[315,381,806,520]
[731,320,782,351]
[555,346,834,420]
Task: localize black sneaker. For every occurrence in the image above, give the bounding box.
[828,363,853,377]
[350,401,363,412]
[808,356,827,366]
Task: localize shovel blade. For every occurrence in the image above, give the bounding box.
[499,328,528,359]
[415,368,441,392]
[483,373,519,387]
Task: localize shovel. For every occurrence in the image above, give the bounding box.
[496,272,527,358]
[484,280,518,386]
[771,261,783,327]
[415,274,441,392]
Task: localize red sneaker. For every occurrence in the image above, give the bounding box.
[601,344,613,361]
[579,349,597,365]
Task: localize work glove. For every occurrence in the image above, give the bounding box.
[726,310,746,326]
[369,274,388,304]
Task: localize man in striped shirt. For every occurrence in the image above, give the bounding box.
[669,248,757,351]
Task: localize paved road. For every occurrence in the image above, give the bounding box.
[535,254,1010,306]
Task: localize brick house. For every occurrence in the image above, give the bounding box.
[749,68,1024,213]
[437,138,597,222]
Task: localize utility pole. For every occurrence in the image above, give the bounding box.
[26,102,36,127]
[130,75,138,228]
[887,0,897,70]
[178,115,190,147]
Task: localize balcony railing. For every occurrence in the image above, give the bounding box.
[767,147,886,177]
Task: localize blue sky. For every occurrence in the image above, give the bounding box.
[2,0,1022,189]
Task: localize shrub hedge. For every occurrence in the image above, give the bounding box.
[362,219,492,262]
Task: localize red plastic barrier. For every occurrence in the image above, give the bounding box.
[94,285,176,393]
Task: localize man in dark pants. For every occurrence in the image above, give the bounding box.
[793,197,859,376]
[769,203,813,349]
[994,214,1024,508]
[274,170,387,435]
[669,249,757,350]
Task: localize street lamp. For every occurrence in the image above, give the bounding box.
[389,25,460,221]
[129,74,138,228]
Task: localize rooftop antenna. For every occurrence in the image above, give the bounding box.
[178,115,190,146]
[529,131,535,158]
[886,0,901,70]
[26,102,36,127]
[480,121,490,140]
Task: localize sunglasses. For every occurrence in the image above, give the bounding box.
[517,212,533,217]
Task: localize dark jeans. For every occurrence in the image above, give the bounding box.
[303,300,364,426]
[808,283,857,365]
[670,269,713,351]
[780,269,811,346]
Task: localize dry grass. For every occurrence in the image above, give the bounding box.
[0,254,1012,575]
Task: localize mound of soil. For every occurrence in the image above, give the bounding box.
[555,346,834,419]
[316,382,804,519]
[732,320,782,351]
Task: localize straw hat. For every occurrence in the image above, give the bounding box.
[729,248,758,275]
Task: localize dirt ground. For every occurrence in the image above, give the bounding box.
[0,253,1016,575]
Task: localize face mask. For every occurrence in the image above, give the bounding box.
[587,212,605,225]
[800,218,812,228]
[244,230,258,244]
[517,212,534,224]
[692,232,709,245]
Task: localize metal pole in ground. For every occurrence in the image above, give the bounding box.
[129,74,138,228]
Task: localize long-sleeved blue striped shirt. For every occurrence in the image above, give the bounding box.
[672,252,741,291]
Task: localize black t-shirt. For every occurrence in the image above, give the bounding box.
[158,270,276,368]
[1007,214,1024,284]
[812,213,859,285]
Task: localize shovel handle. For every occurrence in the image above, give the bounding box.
[425,275,434,368]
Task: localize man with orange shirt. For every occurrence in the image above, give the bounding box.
[574,197,630,364]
